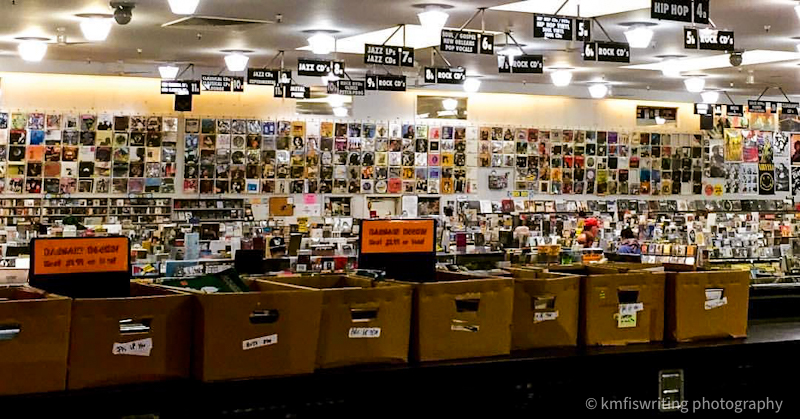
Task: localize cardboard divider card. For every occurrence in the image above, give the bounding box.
[242,334,278,350]
[112,338,153,357]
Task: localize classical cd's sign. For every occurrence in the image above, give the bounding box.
[440,30,494,55]
[781,102,799,115]
[247,68,279,85]
[201,75,244,92]
[534,14,573,40]
[583,41,630,63]
[726,104,744,117]
[160,80,200,95]
[652,0,709,24]
[684,28,734,51]
[748,100,768,113]
[364,44,415,67]
[297,58,345,77]
[327,80,366,96]
[423,67,466,85]
[575,19,591,42]
[366,74,407,92]
[498,55,544,74]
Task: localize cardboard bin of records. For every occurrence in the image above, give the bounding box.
[548,265,665,346]
[67,282,193,390]
[159,271,322,382]
[505,268,581,350]
[0,286,71,395]
[665,269,750,342]
[264,274,412,368]
[396,271,514,362]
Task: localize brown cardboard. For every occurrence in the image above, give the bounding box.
[269,197,294,216]
[666,270,750,342]
[401,272,514,362]
[580,270,666,346]
[0,286,71,395]
[507,269,580,350]
[188,279,322,382]
[265,275,412,368]
[67,282,193,390]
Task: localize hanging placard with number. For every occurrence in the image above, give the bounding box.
[575,19,591,42]
[685,28,734,51]
[364,44,415,67]
[498,55,544,74]
[423,67,466,85]
[247,68,279,85]
[694,0,710,24]
[781,102,799,116]
[160,80,201,95]
[366,74,407,92]
[726,105,744,117]
[694,103,712,115]
[534,14,573,40]
[279,70,292,85]
[583,42,630,63]
[298,58,345,77]
[201,75,244,92]
[748,100,767,113]
[327,80,366,96]
[652,0,708,23]
[440,30,494,55]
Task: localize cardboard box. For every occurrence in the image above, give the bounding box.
[506,268,580,350]
[403,272,514,362]
[573,266,666,346]
[187,279,322,382]
[67,282,193,390]
[666,270,750,342]
[0,286,71,395]
[266,275,412,368]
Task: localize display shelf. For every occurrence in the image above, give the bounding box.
[707,258,781,263]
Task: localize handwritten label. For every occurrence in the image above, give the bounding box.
[112,338,152,357]
[618,312,638,328]
[360,219,435,254]
[534,311,559,323]
[32,237,129,276]
[619,303,644,315]
[450,324,480,332]
[705,297,728,310]
[242,334,278,351]
[348,327,382,338]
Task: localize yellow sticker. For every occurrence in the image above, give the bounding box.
[617,312,637,328]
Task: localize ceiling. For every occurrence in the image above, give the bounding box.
[1,0,800,100]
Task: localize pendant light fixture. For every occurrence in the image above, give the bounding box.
[550,69,573,87]
[701,90,720,104]
[327,94,347,107]
[223,50,250,72]
[307,32,336,55]
[77,14,113,41]
[158,64,180,79]
[442,98,459,111]
[684,76,706,93]
[621,23,656,49]
[463,77,481,93]
[333,107,348,117]
[16,37,49,62]
[588,83,609,99]
[417,5,449,31]
[168,0,200,15]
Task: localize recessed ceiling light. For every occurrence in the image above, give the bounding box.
[77,13,113,41]
[221,50,252,72]
[588,83,609,99]
[15,37,49,62]
[624,50,800,73]
[550,69,573,87]
[168,0,200,15]
[490,0,650,18]
[620,22,656,49]
[684,77,706,93]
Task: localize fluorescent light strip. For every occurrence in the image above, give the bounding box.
[490,0,650,18]
[624,50,800,73]
[298,25,501,54]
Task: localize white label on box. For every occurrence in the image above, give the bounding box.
[450,324,480,332]
[619,303,644,315]
[242,334,278,350]
[348,327,381,338]
[617,312,637,328]
[296,264,307,272]
[705,297,728,310]
[534,311,559,323]
[112,338,153,357]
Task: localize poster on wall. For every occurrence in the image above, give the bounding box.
[775,158,790,192]
[759,163,775,195]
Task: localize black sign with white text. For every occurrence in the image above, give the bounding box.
[498,55,544,74]
[534,14,573,40]
[366,74,407,92]
[279,70,292,85]
[575,19,591,42]
[694,0,710,24]
[651,0,693,22]
[327,80,366,96]
[694,103,712,115]
[685,28,734,51]
[201,75,244,92]
[161,80,201,95]
[274,85,284,98]
[283,85,311,99]
[298,59,345,77]
[423,67,466,85]
[247,68,278,85]
[748,100,767,113]
[364,44,415,67]
[440,30,494,55]
[584,42,630,63]
[781,102,799,115]
[726,104,744,117]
